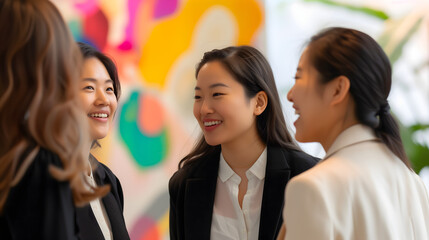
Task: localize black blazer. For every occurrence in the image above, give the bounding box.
[0,148,78,240]
[75,157,130,240]
[169,145,318,240]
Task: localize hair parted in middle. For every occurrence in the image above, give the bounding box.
[179,45,299,169]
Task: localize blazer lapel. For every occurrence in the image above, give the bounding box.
[94,164,130,240]
[75,204,105,240]
[184,154,219,240]
[101,194,129,240]
[258,146,291,240]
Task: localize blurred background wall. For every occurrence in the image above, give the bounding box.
[52,0,429,239]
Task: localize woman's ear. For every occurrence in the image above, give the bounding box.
[328,75,351,106]
[254,91,268,116]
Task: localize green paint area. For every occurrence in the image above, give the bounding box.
[119,90,169,168]
[68,19,83,41]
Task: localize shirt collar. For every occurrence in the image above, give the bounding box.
[218,147,268,182]
[324,124,379,160]
[248,147,267,180]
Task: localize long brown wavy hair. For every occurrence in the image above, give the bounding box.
[0,0,109,212]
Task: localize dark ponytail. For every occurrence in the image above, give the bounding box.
[376,106,410,167]
[307,27,411,168]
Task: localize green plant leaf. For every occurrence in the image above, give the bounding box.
[400,123,429,174]
[303,0,389,20]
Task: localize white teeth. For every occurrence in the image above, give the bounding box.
[89,113,108,118]
[204,121,222,127]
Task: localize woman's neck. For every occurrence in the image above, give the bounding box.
[221,136,266,175]
[84,143,93,176]
[320,97,360,152]
[320,113,359,152]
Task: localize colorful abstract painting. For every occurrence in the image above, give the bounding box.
[53,0,264,239]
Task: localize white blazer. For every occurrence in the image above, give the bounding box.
[283,124,429,240]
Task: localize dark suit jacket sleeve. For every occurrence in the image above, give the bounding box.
[1,148,78,240]
[169,171,181,240]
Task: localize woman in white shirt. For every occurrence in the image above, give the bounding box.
[279,27,429,240]
[169,46,318,240]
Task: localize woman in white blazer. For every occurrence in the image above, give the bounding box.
[279,27,429,240]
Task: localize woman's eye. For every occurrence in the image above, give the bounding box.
[194,95,201,100]
[107,87,114,92]
[83,86,94,90]
[213,93,223,97]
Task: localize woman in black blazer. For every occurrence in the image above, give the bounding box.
[76,42,129,240]
[169,46,318,240]
[0,1,109,239]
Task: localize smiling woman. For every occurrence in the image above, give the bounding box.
[76,42,129,240]
[80,57,118,140]
[281,27,429,240]
[168,46,319,240]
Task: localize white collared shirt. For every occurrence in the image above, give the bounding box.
[210,147,267,240]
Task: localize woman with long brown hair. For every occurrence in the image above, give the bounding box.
[169,46,318,240]
[0,0,108,238]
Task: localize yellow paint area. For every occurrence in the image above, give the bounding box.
[139,0,263,89]
[159,209,170,235]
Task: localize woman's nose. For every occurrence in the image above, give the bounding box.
[200,99,213,115]
[95,89,109,106]
[287,86,294,102]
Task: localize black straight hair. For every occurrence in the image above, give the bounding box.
[77,42,121,100]
[179,46,299,169]
[78,42,121,148]
[307,27,410,168]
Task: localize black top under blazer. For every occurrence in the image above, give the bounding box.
[75,156,130,240]
[169,145,319,240]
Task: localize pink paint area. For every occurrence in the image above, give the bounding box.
[140,227,160,240]
[121,0,146,50]
[154,0,178,19]
[74,0,98,15]
[118,41,133,51]
[139,94,165,136]
[83,9,108,50]
[130,217,159,239]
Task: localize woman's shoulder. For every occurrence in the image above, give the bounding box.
[35,147,63,168]
[273,146,319,174]
[290,154,359,194]
[169,152,220,191]
[5,147,74,212]
[90,156,122,187]
[16,147,65,185]
[287,148,320,164]
[95,160,117,178]
[169,157,208,185]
